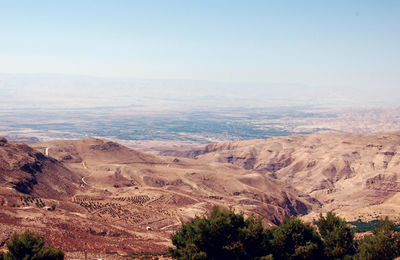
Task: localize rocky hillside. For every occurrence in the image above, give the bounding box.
[4,132,400,257]
[31,137,163,164]
[0,137,80,199]
[31,137,317,223]
[0,137,318,258]
[163,131,400,220]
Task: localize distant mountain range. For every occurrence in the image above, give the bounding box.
[0,73,394,109]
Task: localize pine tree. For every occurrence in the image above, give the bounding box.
[169,206,273,260]
[317,212,355,259]
[5,230,64,260]
[270,218,324,260]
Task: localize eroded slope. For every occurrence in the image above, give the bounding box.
[0,137,317,257]
[164,131,400,220]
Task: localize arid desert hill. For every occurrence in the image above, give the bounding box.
[0,137,80,199]
[3,131,400,257]
[32,137,315,221]
[0,137,314,257]
[162,131,400,221]
[33,137,164,165]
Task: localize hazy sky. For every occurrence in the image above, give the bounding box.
[1,1,399,91]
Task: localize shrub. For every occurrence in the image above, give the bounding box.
[4,230,64,260]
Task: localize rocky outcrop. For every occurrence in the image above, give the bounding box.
[0,137,80,198]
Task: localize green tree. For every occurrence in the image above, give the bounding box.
[169,206,272,260]
[317,212,355,259]
[355,217,400,260]
[270,218,324,260]
[4,230,64,260]
[239,216,274,259]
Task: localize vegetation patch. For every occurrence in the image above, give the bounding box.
[0,230,64,260]
[348,219,400,233]
[170,207,400,260]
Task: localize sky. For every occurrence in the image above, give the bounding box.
[0,0,399,97]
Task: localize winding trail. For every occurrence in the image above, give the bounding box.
[81,162,91,186]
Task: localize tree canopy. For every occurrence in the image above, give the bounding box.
[271,217,324,259]
[169,206,272,259]
[355,217,400,260]
[317,211,355,259]
[1,230,64,260]
[170,207,400,260]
